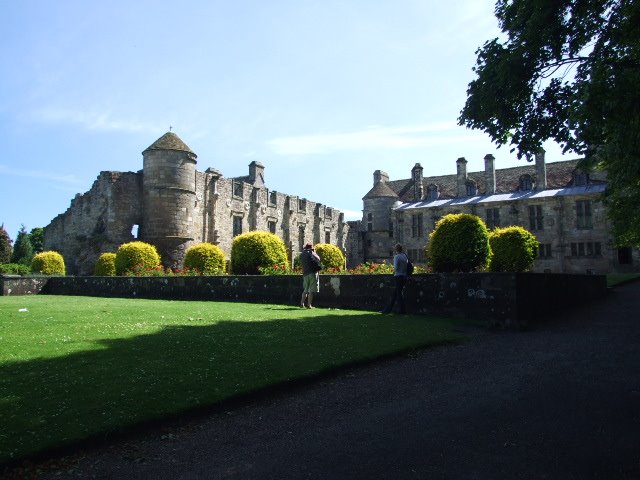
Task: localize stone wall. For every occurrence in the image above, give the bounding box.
[2,273,608,328]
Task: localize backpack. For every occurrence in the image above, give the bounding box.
[308,251,323,272]
[406,258,414,276]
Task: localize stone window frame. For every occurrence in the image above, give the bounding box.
[485,207,500,229]
[232,214,243,237]
[268,190,278,205]
[426,184,439,200]
[570,241,601,258]
[411,213,423,238]
[268,220,277,234]
[538,243,552,258]
[298,198,307,212]
[519,174,533,191]
[232,180,244,199]
[324,230,331,244]
[465,180,477,197]
[528,204,544,231]
[576,200,593,229]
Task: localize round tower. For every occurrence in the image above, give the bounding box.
[362,172,399,262]
[141,131,197,269]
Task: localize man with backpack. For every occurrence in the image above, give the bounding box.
[381,243,411,314]
[300,243,322,308]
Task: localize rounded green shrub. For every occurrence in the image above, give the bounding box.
[184,242,226,275]
[114,241,161,275]
[231,231,288,275]
[31,251,66,275]
[94,252,117,276]
[314,243,345,271]
[427,213,491,272]
[489,226,539,272]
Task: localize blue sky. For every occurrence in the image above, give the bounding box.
[0,0,573,242]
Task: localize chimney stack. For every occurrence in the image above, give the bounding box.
[456,157,468,197]
[412,163,424,200]
[484,154,496,194]
[535,149,547,190]
[248,161,265,187]
[373,170,389,186]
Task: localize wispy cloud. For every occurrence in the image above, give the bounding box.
[0,164,84,186]
[33,107,161,134]
[267,123,485,155]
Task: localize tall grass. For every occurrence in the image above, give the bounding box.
[0,296,463,464]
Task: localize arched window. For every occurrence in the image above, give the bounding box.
[519,174,533,191]
[465,181,477,196]
[426,184,439,200]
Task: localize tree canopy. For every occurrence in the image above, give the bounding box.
[11,225,34,266]
[29,227,44,254]
[459,0,640,245]
[0,224,12,264]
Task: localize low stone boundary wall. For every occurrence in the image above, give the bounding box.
[1,273,607,328]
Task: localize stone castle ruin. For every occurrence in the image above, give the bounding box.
[44,132,352,275]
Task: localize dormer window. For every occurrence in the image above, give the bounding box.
[465,181,477,196]
[426,184,439,200]
[573,171,589,186]
[519,174,533,191]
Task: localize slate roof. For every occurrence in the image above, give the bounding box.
[363,179,400,199]
[395,184,607,212]
[143,132,196,157]
[382,159,605,203]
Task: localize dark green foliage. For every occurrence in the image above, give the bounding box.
[114,241,161,275]
[489,226,540,272]
[459,0,640,245]
[314,243,345,271]
[31,251,66,275]
[29,227,44,254]
[0,263,31,275]
[11,225,34,266]
[184,243,226,275]
[427,214,491,272]
[0,224,12,264]
[94,253,117,276]
[231,231,288,274]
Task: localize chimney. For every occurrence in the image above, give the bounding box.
[535,149,547,190]
[373,170,389,186]
[412,163,424,200]
[248,161,265,187]
[456,157,468,197]
[484,154,496,194]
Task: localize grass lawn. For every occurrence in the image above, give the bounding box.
[606,272,640,287]
[0,295,464,464]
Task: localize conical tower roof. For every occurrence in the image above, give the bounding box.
[143,132,196,157]
[363,181,399,200]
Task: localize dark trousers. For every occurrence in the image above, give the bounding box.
[383,275,407,313]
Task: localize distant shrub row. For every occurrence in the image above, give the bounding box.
[1,215,540,277]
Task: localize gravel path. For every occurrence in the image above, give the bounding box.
[5,282,640,480]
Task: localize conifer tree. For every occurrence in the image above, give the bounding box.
[11,225,34,266]
[29,227,44,254]
[0,224,12,264]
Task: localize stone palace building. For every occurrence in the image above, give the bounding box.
[44,132,352,275]
[357,152,639,274]
[44,131,639,275]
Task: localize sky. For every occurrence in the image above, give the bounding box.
[0,0,574,242]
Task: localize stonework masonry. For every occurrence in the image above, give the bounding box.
[45,132,354,275]
[44,132,639,276]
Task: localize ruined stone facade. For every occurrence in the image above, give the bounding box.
[358,152,640,274]
[44,132,352,275]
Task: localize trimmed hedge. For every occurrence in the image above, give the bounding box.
[314,243,345,271]
[489,226,539,272]
[114,242,161,276]
[231,232,288,275]
[184,243,226,275]
[31,251,66,276]
[427,213,491,272]
[94,253,117,276]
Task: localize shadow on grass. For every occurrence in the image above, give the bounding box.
[0,309,461,467]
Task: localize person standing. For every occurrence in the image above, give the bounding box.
[381,243,409,314]
[299,243,322,308]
